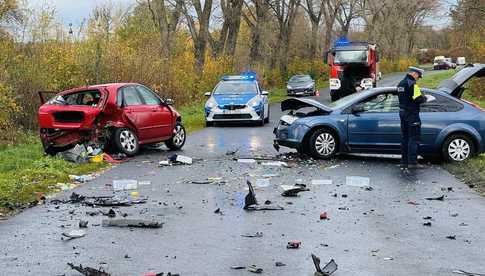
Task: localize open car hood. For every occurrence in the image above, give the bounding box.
[437,64,485,98]
[281,98,332,113]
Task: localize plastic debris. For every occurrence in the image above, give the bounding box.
[67,263,110,276]
[173,154,192,164]
[423,222,432,226]
[112,179,138,191]
[446,235,456,240]
[237,158,257,164]
[230,266,246,270]
[320,212,328,220]
[244,181,283,211]
[425,195,445,201]
[312,179,333,185]
[62,229,86,241]
[345,176,370,187]
[241,232,263,238]
[383,257,394,261]
[287,240,301,249]
[312,254,338,276]
[262,161,288,167]
[69,174,95,183]
[275,262,286,267]
[226,149,239,155]
[247,265,263,274]
[281,185,310,197]
[453,269,485,276]
[58,144,88,163]
[79,220,89,228]
[101,219,162,228]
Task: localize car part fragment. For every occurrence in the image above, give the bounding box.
[312,254,338,276]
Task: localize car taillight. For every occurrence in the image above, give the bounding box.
[463,99,485,112]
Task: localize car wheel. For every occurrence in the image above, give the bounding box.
[114,128,139,156]
[264,108,270,124]
[309,128,338,159]
[165,122,186,150]
[442,134,475,162]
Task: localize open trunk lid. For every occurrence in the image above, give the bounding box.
[437,64,485,98]
[281,98,333,113]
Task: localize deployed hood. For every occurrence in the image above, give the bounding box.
[281,98,332,113]
[437,64,485,98]
[212,94,256,106]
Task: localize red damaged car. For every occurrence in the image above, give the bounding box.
[38,83,186,156]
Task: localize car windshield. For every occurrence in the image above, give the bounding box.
[289,75,311,82]
[213,81,257,95]
[327,92,363,109]
[334,50,368,64]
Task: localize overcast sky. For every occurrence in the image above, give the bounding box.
[26,0,137,26]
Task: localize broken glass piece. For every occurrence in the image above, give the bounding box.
[345,176,370,187]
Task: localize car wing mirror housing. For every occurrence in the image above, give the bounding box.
[261,90,269,96]
[204,92,211,97]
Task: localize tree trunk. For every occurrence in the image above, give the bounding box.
[309,20,319,58]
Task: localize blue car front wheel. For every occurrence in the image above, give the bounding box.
[309,128,338,159]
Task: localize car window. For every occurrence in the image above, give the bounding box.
[121,86,143,106]
[360,93,399,113]
[421,94,463,112]
[62,90,101,106]
[213,81,257,95]
[136,86,161,105]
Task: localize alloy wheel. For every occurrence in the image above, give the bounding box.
[172,125,186,147]
[448,138,471,161]
[120,130,137,153]
[315,132,336,156]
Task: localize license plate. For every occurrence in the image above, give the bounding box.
[223,109,237,114]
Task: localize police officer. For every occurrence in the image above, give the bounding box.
[397,67,428,170]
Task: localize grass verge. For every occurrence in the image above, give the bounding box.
[0,135,108,215]
[419,69,455,87]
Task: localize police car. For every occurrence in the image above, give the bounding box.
[204,73,270,126]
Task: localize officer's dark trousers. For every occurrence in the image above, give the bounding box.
[399,110,421,165]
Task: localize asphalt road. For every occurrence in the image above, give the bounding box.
[1,73,485,276]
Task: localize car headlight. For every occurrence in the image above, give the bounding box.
[287,85,292,90]
[205,97,217,109]
[247,96,262,108]
[329,78,341,90]
[360,78,373,90]
[305,83,314,89]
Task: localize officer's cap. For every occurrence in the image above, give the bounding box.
[408,67,424,78]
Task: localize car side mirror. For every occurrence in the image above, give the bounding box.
[204,92,211,97]
[165,98,174,105]
[351,105,365,114]
[261,91,269,96]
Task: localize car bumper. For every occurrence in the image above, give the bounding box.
[287,88,314,96]
[206,106,262,122]
[273,123,309,150]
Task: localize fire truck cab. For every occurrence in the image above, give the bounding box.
[324,38,379,101]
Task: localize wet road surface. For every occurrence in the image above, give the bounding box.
[1,74,485,275]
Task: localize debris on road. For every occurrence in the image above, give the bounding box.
[237,158,257,164]
[275,262,286,267]
[287,240,301,249]
[425,195,445,201]
[226,148,239,156]
[58,144,89,163]
[62,230,86,241]
[112,179,138,191]
[101,219,162,228]
[100,209,116,218]
[262,161,288,167]
[255,178,270,188]
[281,185,310,197]
[452,269,485,276]
[311,254,338,276]
[312,179,333,185]
[241,232,263,238]
[346,176,370,187]
[423,216,432,220]
[247,265,263,274]
[446,235,457,240]
[79,220,89,228]
[244,181,284,211]
[69,174,96,183]
[67,263,111,276]
[383,257,394,261]
[230,266,246,270]
[188,177,225,185]
[320,212,328,220]
[423,222,432,227]
[214,208,222,214]
[407,201,420,205]
[159,154,193,166]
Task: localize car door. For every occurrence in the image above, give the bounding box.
[135,85,173,139]
[347,91,401,152]
[119,85,154,142]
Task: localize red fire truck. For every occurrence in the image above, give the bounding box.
[324,38,379,101]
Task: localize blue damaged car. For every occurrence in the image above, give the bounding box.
[274,64,485,162]
[204,73,269,126]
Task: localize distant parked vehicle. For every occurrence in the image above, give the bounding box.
[457,57,466,68]
[434,61,456,70]
[286,75,316,96]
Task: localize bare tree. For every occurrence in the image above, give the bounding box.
[266,0,302,74]
[210,0,244,57]
[242,0,269,64]
[336,0,358,37]
[301,0,324,58]
[321,0,342,51]
[178,0,213,71]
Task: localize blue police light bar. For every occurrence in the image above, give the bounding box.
[334,37,349,47]
[221,72,257,81]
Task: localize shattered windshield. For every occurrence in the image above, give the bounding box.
[213,81,258,95]
[334,50,368,64]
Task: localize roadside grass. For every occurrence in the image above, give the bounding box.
[417,69,485,196]
[0,135,108,214]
